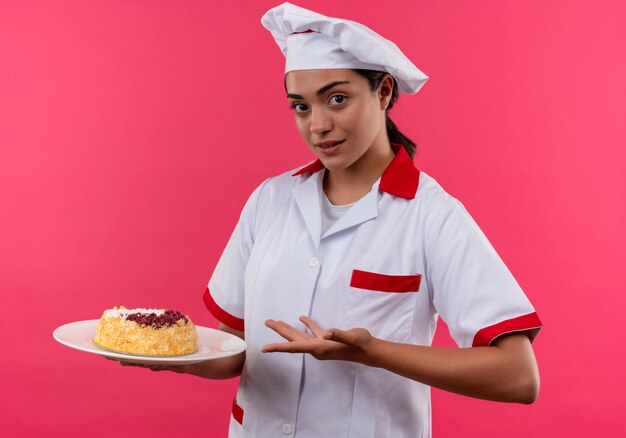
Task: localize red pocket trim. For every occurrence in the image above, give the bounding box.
[350,270,422,292]
[232,397,244,425]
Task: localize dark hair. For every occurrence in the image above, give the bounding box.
[352,69,417,159]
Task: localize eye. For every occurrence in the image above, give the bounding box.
[291,103,309,113]
[329,94,347,105]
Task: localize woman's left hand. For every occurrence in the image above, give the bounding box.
[263,316,540,403]
[262,316,376,364]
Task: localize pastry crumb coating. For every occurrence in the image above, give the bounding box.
[93,307,198,356]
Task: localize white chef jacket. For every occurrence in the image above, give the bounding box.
[204,143,542,438]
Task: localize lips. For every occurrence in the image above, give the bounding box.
[315,139,345,148]
[315,139,345,155]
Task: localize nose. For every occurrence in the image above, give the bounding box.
[309,107,332,136]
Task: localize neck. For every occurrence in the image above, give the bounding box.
[323,138,395,203]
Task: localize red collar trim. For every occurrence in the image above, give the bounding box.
[291,143,420,199]
[292,159,325,176]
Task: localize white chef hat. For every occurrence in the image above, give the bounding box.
[260,2,428,94]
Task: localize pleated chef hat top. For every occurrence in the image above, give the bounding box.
[260,2,428,94]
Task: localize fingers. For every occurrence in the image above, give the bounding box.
[325,328,373,356]
[263,317,365,361]
[262,339,329,354]
[121,361,171,372]
[106,358,171,372]
[265,319,310,341]
[299,316,325,337]
[265,316,325,339]
[324,329,342,342]
[119,361,149,368]
[262,341,308,353]
[262,339,339,355]
[262,339,353,361]
[324,328,356,345]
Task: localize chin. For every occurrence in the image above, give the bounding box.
[321,159,350,173]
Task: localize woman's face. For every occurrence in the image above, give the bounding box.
[285,69,391,173]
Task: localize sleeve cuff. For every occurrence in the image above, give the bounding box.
[203,287,245,332]
[472,312,543,347]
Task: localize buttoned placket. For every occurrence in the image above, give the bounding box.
[289,169,385,437]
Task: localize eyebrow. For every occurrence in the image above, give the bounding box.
[286,80,350,100]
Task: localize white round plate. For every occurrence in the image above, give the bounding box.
[53,320,246,365]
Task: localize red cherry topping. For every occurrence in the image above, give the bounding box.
[125,310,188,329]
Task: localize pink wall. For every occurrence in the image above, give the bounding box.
[1,0,624,436]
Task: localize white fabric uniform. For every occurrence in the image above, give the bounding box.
[204,143,542,438]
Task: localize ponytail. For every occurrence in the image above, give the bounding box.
[385,115,415,158]
[353,69,417,159]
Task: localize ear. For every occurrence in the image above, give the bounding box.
[378,74,394,110]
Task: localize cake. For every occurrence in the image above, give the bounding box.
[93,306,198,356]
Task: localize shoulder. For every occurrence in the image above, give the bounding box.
[254,160,319,197]
[413,170,459,213]
[244,160,318,218]
[408,171,481,242]
[415,172,492,252]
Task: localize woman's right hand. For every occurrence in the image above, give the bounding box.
[106,352,245,379]
[106,358,199,374]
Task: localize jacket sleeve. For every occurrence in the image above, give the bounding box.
[426,198,542,348]
[203,181,267,332]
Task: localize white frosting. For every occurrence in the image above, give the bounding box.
[104,307,166,318]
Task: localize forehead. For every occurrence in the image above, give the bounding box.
[285,69,366,94]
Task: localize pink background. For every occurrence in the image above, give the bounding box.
[1,0,624,436]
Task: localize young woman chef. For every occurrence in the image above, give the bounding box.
[119,3,543,437]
